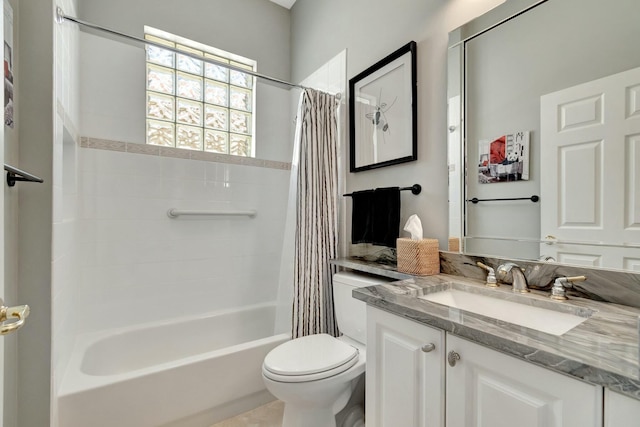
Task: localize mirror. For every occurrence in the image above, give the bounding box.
[448,0,640,272]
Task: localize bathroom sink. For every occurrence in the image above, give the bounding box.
[418,282,595,336]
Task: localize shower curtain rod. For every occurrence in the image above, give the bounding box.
[55,7,310,91]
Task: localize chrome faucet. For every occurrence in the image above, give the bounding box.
[496,263,529,293]
[550,276,587,300]
[476,262,498,287]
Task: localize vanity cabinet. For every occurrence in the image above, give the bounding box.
[604,389,640,426]
[446,335,603,427]
[366,306,445,427]
[367,307,605,427]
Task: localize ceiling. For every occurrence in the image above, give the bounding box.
[269,0,297,9]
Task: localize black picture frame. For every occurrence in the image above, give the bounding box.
[349,41,417,172]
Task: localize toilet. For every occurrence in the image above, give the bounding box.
[262,272,389,427]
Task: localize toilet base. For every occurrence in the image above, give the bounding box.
[336,375,365,427]
[281,405,339,427]
[338,404,365,427]
[279,381,351,427]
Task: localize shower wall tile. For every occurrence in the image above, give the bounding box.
[160,156,206,181]
[75,147,290,333]
[79,146,163,177]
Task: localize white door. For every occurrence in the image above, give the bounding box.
[540,66,640,269]
[366,306,445,427]
[446,334,602,427]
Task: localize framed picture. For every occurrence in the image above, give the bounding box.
[349,41,417,172]
[477,131,530,184]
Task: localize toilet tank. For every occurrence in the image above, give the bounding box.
[333,272,391,345]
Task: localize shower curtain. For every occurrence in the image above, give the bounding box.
[292,88,340,339]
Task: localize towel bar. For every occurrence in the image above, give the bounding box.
[466,195,539,204]
[4,164,44,187]
[343,184,421,197]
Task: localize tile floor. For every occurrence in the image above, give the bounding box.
[210,401,284,427]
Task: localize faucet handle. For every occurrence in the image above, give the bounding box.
[476,262,498,287]
[550,276,587,300]
[564,275,587,284]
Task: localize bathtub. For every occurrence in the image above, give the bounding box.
[58,303,290,427]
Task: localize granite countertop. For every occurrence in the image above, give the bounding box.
[353,273,640,400]
[330,257,414,280]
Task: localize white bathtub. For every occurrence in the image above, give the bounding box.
[58,303,290,427]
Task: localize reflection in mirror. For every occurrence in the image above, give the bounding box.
[448,0,640,271]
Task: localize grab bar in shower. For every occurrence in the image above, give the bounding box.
[167,209,257,219]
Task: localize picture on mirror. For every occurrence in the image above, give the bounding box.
[349,41,417,172]
[477,131,529,184]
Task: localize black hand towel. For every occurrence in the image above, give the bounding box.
[351,189,374,244]
[371,187,401,248]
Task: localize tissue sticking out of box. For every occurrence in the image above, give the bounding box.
[403,214,423,240]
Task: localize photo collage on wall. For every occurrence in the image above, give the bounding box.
[478,131,530,184]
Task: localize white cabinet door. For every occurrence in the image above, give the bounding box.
[366,306,445,427]
[604,388,640,426]
[446,335,602,427]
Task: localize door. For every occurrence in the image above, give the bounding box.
[446,334,602,427]
[540,66,640,269]
[366,306,445,427]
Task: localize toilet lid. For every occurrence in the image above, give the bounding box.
[263,334,359,377]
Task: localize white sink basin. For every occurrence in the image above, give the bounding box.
[418,283,594,336]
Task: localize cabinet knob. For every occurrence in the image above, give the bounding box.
[448,350,461,367]
[421,343,436,353]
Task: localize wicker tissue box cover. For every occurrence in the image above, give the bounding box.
[396,238,440,276]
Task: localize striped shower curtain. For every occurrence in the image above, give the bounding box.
[292,88,340,339]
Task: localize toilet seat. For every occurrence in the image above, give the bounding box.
[263,334,359,383]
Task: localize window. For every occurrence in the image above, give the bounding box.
[145,27,256,156]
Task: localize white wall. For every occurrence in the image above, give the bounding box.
[75,148,290,333]
[78,0,292,162]
[290,0,507,253]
